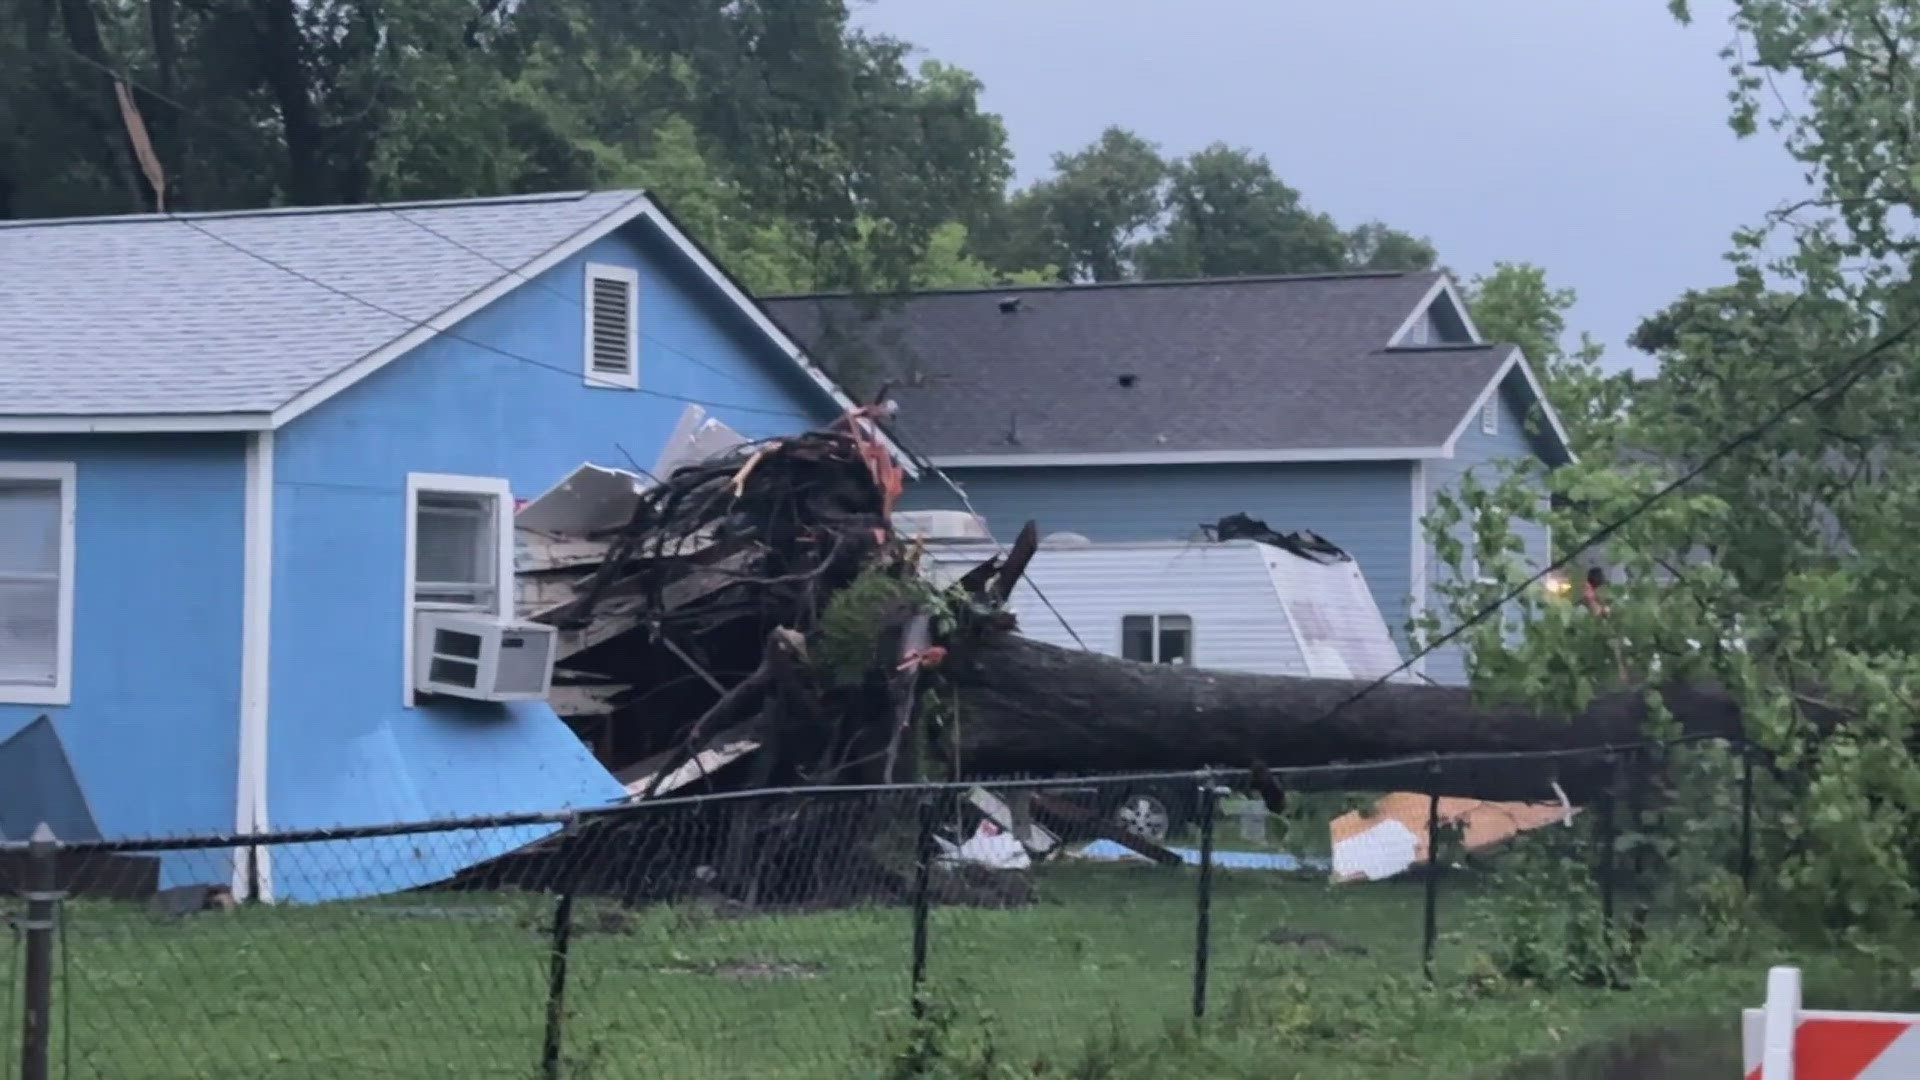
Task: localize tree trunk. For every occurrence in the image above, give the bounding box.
[249,0,330,205]
[945,635,1751,802]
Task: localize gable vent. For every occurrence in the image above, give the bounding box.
[584,264,638,388]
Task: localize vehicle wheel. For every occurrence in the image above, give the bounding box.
[1113,791,1173,842]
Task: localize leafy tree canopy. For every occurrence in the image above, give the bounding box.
[1428,0,1920,945]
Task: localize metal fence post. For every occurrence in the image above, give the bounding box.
[1740,740,1756,894]
[909,792,936,1018]
[19,823,59,1080]
[1192,775,1220,1020]
[1422,778,1442,985]
[540,818,579,1080]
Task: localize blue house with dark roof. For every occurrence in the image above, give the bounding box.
[0,190,888,901]
[767,271,1575,685]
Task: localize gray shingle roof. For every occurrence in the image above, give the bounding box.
[0,190,646,418]
[762,273,1515,458]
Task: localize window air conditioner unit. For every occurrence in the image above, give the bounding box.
[414,612,557,702]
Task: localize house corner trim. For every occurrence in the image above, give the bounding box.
[1409,461,1429,678]
[236,430,275,901]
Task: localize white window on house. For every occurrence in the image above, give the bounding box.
[0,463,75,705]
[583,262,639,389]
[1481,398,1499,436]
[405,474,513,705]
[1121,614,1193,665]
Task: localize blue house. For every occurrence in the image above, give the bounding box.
[765,272,1575,685]
[0,190,891,901]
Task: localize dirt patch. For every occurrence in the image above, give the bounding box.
[1260,928,1368,957]
[655,958,826,981]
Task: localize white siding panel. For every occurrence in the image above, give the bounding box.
[928,542,1313,677]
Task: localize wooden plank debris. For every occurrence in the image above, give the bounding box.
[616,723,762,798]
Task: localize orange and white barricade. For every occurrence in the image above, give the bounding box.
[1743,966,1920,1079]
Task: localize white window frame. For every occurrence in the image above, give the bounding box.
[0,462,76,706]
[582,262,640,390]
[1120,613,1194,666]
[403,473,513,706]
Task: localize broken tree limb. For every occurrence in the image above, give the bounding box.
[942,634,1756,801]
[636,628,805,800]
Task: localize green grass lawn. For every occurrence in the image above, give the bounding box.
[0,863,1900,1079]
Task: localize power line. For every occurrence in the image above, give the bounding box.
[1310,310,1920,728]
[169,212,815,421]
[48,43,814,407]
[883,424,1092,651]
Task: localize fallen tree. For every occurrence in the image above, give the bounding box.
[941,633,1750,802]
[475,412,1778,901]
[518,416,1775,800]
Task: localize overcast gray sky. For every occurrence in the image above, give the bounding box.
[857,0,1803,373]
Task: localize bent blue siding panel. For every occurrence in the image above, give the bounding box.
[266,219,842,901]
[1423,379,1553,686]
[0,435,246,883]
[905,462,1420,657]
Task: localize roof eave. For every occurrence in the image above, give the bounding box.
[930,446,1451,468]
[0,193,912,472]
[0,412,274,434]
[1438,347,1579,466]
[1384,274,1481,348]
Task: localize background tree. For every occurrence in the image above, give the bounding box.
[0,0,1019,296]
[1136,143,1351,278]
[972,126,1166,283]
[1344,220,1439,272]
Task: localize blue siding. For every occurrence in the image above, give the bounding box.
[266,219,842,901]
[1423,377,1553,686]
[905,462,1422,657]
[0,435,246,882]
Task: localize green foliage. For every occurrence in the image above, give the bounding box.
[1465,830,1638,991]
[813,567,939,688]
[1,0,1018,299]
[1423,0,1920,937]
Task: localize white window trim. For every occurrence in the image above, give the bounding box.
[1120,613,1194,665]
[0,462,76,706]
[1407,462,1428,678]
[403,473,514,707]
[582,262,640,390]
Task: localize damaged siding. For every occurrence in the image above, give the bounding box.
[0,434,246,872]
[264,220,842,901]
[904,462,1422,660]
[1422,380,1552,686]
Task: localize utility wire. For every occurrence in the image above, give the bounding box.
[168,212,816,421]
[883,424,1091,651]
[50,43,817,417]
[1310,309,1920,727]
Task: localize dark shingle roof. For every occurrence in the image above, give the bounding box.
[763,273,1514,458]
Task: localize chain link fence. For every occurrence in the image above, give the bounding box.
[0,737,1768,1079]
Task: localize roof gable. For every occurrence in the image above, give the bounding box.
[765,273,1569,466]
[0,191,892,458]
